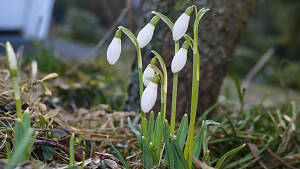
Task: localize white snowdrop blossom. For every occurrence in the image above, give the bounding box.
[106,37,121,65]
[31,60,38,80]
[172,13,190,41]
[143,65,155,86]
[6,42,18,73]
[141,81,158,113]
[171,48,188,73]
[137,23,155,48]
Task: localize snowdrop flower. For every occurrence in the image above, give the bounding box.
[31,60,38,81]
[172,6,193,41]
[171,40,189,73]
[6,42,18,76]
[137,16,160,48]
[142,58,157,86]
[141,74,159,113]
[107,30,122,65]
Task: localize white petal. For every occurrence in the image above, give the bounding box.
[172,13,190,41]
[171,48,187,73]
[6,42,17,71]
[141,82,158,112]
[107,38,121,65]
[143,65,155,86]
[137,23,155,48]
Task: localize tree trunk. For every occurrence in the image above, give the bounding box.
[125,0,257,120]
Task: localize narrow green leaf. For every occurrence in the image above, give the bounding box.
[141,137,154,168]
[107,138,129,169]
[195,8,210,24]
[127,117,141,138]
[147,111,154,142]
[151,11,174,30]
[81,151,85,169]
[176,113,188,150]
[5,128,32,169]
[174,141,189,169]
[163,121,174,169]
[5,142,11,159]
[215,144,246,169]
[193,120,219,158]
[69,133,75,167]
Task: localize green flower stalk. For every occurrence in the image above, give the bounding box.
[170,40,190,135]
[6,42,22,120]
[151,50,168,119]
[182,7,210,168]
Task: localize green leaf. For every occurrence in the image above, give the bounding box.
[193,120,219,158]
[141,137,154,168]
[42,146,55,161]
[195,8,210,24]
[5,127,32,169]
[163,121,174,169]
[174,141,189,169]
[127,117,141,147]
[38,115,47,128]
[69,133,75,167]
[51,128,67,138]
[147,111,154,142]
[215,144,246,169]
[176,114,188,150]
[151,11,174,30]
[107,138,129,169]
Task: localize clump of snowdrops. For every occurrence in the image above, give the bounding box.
[107,5,245,169]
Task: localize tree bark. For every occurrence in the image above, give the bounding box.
[125,0,257,120]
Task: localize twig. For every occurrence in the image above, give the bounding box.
[259,137,297,169]
[242,48,275,90]
[34,137,85,161]
[192,156,215,169]
[247,143,268,169]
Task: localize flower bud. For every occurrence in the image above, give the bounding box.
[137,16,159,48]
[141,75,159,113]
[172,7,193,41]
[107,30,122,65]
[143,65,155,86]
[171,40,189,73]
[31,60,38,81]
[6,42,18,76]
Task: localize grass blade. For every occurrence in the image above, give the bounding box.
[69,133,75,167]
[107,137,129,169]
[176,113,188,150]
[215,144,246,169]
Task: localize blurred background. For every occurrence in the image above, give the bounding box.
[0,0,299,111]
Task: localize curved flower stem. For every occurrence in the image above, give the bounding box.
[151,50,168,119]
[150,64,165,123]
[183,7,210,168]
[118,26,146,138]
[170,41,179,135]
